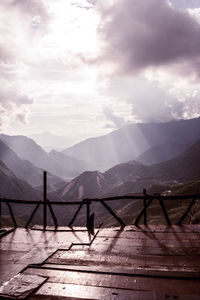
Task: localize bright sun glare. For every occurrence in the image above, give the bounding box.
[46,1,100,57]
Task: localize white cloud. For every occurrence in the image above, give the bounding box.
[0,0,99,131]
[1,0,200,140]
[101,75,200,123]
[0,81,33,128]
[103,106,132,128]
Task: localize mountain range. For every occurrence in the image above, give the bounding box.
[58,139,200,201]
[0,139,62,187]
[136,141,190,165]
[0,160,41,200]
[30,132,75,151]
[150,139,200,182]
[49,150,92,174]
[62,117,200,170]
[1,117,200,226]
[0,134,89,180]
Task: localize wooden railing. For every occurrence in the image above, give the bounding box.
[0,172,200,232]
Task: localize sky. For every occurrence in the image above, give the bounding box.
[1,0,200,146]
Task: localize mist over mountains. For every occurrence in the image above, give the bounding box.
[0,134,87,180]
[0,139,62,187]
[0,160,41,200]
[136,142,190,165]
[58,140,200,201]
[62,117,200,170]
[30,132,75,152]
[0,117,200,226]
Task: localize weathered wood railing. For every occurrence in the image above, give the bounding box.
[0,171,200,232]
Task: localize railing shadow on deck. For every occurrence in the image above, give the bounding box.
[0,171,200,233]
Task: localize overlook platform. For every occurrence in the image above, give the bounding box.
[0,225,200,299]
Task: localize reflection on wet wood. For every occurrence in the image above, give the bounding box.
[29,282,200,300]
[0,227,92,285]
[0,225,200,299]
[124,224,200,232]
[46,249,200,270]
[24,267,200,294]
[40,262,200,279]
[0,274,47,299]
[30,282,163,300]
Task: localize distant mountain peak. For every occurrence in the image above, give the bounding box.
[62,117,200,171]
[61,170,112,200]
[0,134,80,179]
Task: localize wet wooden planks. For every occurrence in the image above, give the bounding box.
[88,226,200,256]
[25,268,200,299]
[124,225,200,233]
[29,282,174,300]
[46,249,200,274]
[31,225,92,232]
[0,274,47,299]
[97,229,200,240]
[28,225,200,299]
[0,227,94,285]
[1,225,200,299]
[40,262,200,279]
[0,227,94,247]
[0,227,14,238]
[29,282,200,300]
[88,242,200,256]
[24,266,200,294]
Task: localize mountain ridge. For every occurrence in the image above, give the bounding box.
[0,139,62,187]
[58,138,200,201]
[0,134,79,179]
[49,150,92,173]
[0,160,41,200]
[62,117,200,170]
[136,141,190,165]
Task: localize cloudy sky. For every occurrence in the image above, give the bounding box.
[1,0,200,145]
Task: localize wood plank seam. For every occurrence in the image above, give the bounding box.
[24,264,200,281]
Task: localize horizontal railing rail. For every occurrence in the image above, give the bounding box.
[0,171,200,232]
[2,192,200,204]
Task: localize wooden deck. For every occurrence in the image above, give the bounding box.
[0,225,200,299]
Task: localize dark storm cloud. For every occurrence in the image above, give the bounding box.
[97,0,200,76]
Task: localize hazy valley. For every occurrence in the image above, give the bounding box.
[1,117,200,227]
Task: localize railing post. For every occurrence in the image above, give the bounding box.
[86,199,90,229]
[43,171,47,230]
[143,189,147,225]
[0,199,1,229]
